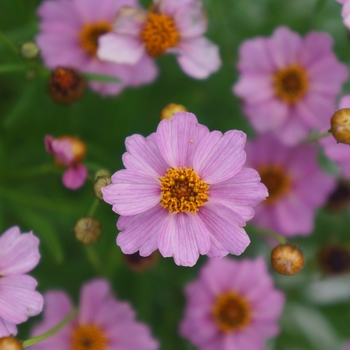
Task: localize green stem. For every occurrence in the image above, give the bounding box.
[250,226,287,245]
[8,164,58,178]
[87,199,100,217]
[22,309,77,348]
[303,131,330,143]
[0,30,19,55]
[85,245,104,275]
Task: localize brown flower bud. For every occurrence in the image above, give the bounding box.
[48,67,85,104]
[20,41,40,60]
[330,108,350,144]
[0,336,23,350]
[271,243,304,276]
[93,170,112,201]
[160,103,187,120]
[123,251,158,273]
[318,243,350,275]
[74,217,101,245]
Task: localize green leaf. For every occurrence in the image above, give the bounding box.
[0,63,26,74]
[83,72,121,83]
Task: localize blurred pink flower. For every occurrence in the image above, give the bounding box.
[45,135,88,190]
[347,341,350,350]
[233,26,348,146]
[319,95,350,178]
[36,0,157,96]
[98,0,221,79]
[30,279,158,350]
[180,257,285,350]
[102,112,267,266]
[0,226,43,337]
[245,133,336,237]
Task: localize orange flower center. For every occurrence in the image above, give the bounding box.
[212,291,251,333]
[71,324,107,350]
[54,136,86,167]
[79,21,113,56]
[273,64,309,104]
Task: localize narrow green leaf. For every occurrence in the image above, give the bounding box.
[0,63,26,74]
[83,72,121,83]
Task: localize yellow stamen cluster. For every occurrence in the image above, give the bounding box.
[71,324,107,350]
[212,291,251,333]
[79,21,113,56]
[160,167,209,213]
[140,11,180,57]
[273,64,309,104]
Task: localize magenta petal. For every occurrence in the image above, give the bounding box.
[0,318,17,337]
[62,164,87,190]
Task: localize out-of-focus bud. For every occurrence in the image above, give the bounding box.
[271,243,304,276]
[74,217,101,245]
[318,243,350,275]
[93,169,111,201]
[20,41,40,60]
[123,251,158,273]
[330,108,350,144]
[48,67,86,104]
[0,336,23,350]
[326,179,350,212]
[160,103,187,120]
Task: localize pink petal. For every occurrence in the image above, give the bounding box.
[62,164,87,190]
[127,53,158,86]
[0,318,17,337]
[113,6,147,35]
[339,94,350,109]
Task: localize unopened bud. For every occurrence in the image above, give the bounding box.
[160,103,187,120]
[48,67,85,104]
[123,251,158,273]
[0,336,23,350]
[74,217,101,244]
[20,41,40,60]
[271,243,304,276]
[318,243,350,275]
[93,170,112,201]
[330,108,350,144]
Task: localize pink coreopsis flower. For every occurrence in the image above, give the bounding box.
[102,112,268,267]
[36,0,157,96]
[233,27,348,146]
[45,135,88,190]
[30,279,158,350]
[0,226,43,337]
[180,257,285,350]
[97,0,221,79]
[245,134,336,237]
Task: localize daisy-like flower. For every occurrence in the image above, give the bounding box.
[180,257,285,350]
[102,112,267,267]
[30,279,158,350]
[45,135,88,190]
[36,0,157,96]
[97,0,221,79]
[0,226,43,337]
[245,133,336,237]
[233,26,348,146]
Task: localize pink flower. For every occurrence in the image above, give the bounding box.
[45,135,88,190]
[245,133,336,237]
[233,27,348,146]
[0,226,43,337]
[347,341,350,350]
[102,112,268,267]
[36,0,157,96]
[30,279,158,350]
[319,95,350,178]
[97,0,221,79]
[180,257,285,350]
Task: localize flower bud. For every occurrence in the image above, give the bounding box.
[20,41,40,60]
[48,67,86,104]
[160,103,187,120]
[330,108,350,144]
[123,251,158,273]
[74,217,101,245]
[271,243,304,276]
[318,243,350,275]
[0,336,23,350]
[93,170,112,201]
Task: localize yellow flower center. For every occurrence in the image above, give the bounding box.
[273,64,309,104]
[71,324,107,350]
[258,165,291,205]
[140,10,180,57]
[212,291,251,333]
[79,21,113,56]
[160,167,209,213]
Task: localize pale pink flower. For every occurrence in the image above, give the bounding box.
[97,0,221,79]
[233,27,348,146]
[347,341,350,350]
[45,135,88,190]
[36,0,157,96]
[30,279,158,350]
[245,134,336,237]
[0,226,43,337]
[102,112,267,267]
[180,257,285,350]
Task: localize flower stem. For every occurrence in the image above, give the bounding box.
[250,226,287,245]
[22,308,77,348]
[87,198,100,217]
[85,244,104,275]
[303,131,330,143]
[0,30,19,55]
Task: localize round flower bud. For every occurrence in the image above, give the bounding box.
[271,243,304,276]
[0,336,23,350]
[330,108,350,144]
[123,251,158,273]
[20,41,40,60]
[74,217,101,245]
[93,171,112,201]
[318,243,350,275]
[160,103,187,120]
[48,67,86,104]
